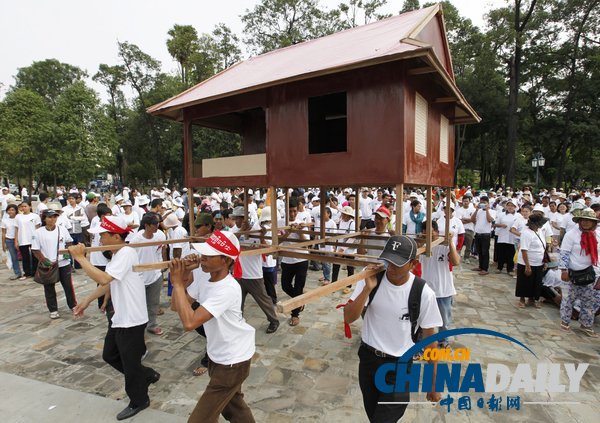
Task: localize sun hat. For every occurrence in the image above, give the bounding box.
[231,206,245,217]
[374,206,391,219]
[162,213,180,228]
[172,198,184,208]
[378,235,418,268]
[572,208,599,222]
[341,206,355,217]
[260,206,272,222]
[191,230,242,278]
[137,195,150,206]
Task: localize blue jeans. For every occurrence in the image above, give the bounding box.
[322,262,331,281]
[5,239,22,277]
[436,296,453,343]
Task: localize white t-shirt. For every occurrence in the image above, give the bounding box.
[105,247,148,328]
[560,213,578,233]
[495,212,516,244]
[168,225,190,259]
[122,212,140,243]
[518,228,546,266]
[36,202,48,216]
[89,216,109,266]
[130,230,166,285]
[419,244,456,298]
[351,272,442,357]
[403,211,426,235]
[31,226,73,267]
[232,223,263,279]
[335,218,356,254]
[63,204,89,233]
[320,220,339,253]
[1,216,18,239]
[111,204,124,216]
[281,217,309,264]
[560,227,599,271]
[297,210,312,225]
[436,216,465,247]
[548,211,561,236]
[359,196,373,220]
[511,214,527,242]
[192,273,255,365]
[473,208,495,234]
[454,205,475,232]
[16,213,41,245]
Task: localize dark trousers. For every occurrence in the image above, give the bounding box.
[43,265,77,312]
[281,261,308,317]
[194,324,210,368]
[238,278,279,324]
[332,262,355,283]
[496,243,515,273]
[474,233,491,271]
[70,233,83,268]
[262,268,277,304]
[19,244,38,277]
[102,323,156,407]
[188,358,255,423]
[358,344,411,423]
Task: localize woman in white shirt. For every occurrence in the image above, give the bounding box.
[32,210,76,319]
[1,204,22,279]
[15,201,41,278]
[515,214,548,309]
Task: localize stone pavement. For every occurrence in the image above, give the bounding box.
[0,258,598,422]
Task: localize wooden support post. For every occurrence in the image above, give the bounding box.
[285,187,290,226]
[276,265,383,313]
[269,186,278,247]
[187,186,195,231]
[243,187,249,221]
[354,186,360,230]
[396,183,404,235]
[320,187,326,238]
[445,187,452,244]
[426,186,433,256]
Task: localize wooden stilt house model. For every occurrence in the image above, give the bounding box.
[148,4,480,311]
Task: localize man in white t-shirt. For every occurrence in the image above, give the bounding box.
[345,235,443,421]
[455,196,475,262]
[169,230,256,422]
[470,196,496,275]
[70,216,160,421]
[280,197,310,326]
[0,186,8,219]
[31,210,77,319]
[130,213,166,336]
[231,213,280,333]
[419,221,461,347]
[359,188,375,229]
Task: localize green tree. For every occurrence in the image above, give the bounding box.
[12,59,87,105]
[0,88,54,193]
[400,0,420,13]
[212,23,242,71]
[93,64,127,122]
[336,0,390,28]
[241,0,339,54]
[166,24,200,86]
[53,81,118,184]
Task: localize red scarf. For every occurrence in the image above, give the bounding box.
[580,230,598,266]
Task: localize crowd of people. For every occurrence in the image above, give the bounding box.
[1,183,599,422]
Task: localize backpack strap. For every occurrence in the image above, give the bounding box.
[361,270,386,318]
[408,276,426,344]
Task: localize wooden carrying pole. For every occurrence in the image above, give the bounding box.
[276,266,383,313]
[59,237,192,254]
[275,238,443,313]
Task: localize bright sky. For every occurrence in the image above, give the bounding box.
[0,0,506,101]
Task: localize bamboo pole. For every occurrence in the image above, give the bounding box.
[426,187,433,257]
[445,187,452,244]
[187,187,194,232]
[278,250,379,267]
[269,186,278,247]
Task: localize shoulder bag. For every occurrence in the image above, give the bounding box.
[34,229,61,285]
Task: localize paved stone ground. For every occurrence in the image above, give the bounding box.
[0,257,598,422]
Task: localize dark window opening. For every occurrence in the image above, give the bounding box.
[309,92,347,154]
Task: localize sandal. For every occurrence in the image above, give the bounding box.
[321,279,331,286]
[560,321,570,332]
[289,316,300,326]
[148,327,164,335]
[192,367,208,376]
[534,301,542,309]
[517,301,526,308]
[318,277,325,281]
[580,326,598,338]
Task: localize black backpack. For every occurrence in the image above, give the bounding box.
[362,270,426,344]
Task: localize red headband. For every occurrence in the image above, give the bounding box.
[207,231,242,278]
[101,217,132,234]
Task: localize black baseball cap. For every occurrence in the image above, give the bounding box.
[378,235,418,267]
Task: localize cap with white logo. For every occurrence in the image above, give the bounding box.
[378,235,418,268]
